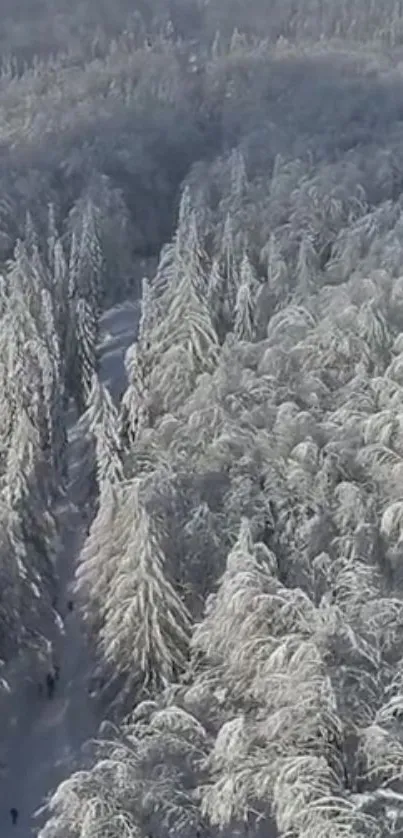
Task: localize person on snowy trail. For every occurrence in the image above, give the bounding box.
[46,672,55,699]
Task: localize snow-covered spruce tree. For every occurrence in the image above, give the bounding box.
[152,184,210,305]
[295,234,320,299]
[48,210,70,374]
[155,187,210,302]
[146,267,219,418]
[74,479,123,638]
[4,399,58,572]
[260,231,290,312]
[119,277,157,450]
[192,518,288,701]
[214,150,249,248]
[83,372,123,491]
[119,342,151,449]
[119,277,219,433]
[24,209,39,255]
[67,175,133,307]
[74,296,98,411]
[182,209,210,297]
[233,251,257,342]
[97,480,191,705]
[138,275,156,348]
[63,196,106,412]
[38,702,209,838]
[71,197,104,315]
[36,286,68,488]
[209,213,241,338]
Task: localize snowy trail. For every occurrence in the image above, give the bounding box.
[0,301,139,837]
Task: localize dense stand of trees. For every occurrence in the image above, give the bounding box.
[3,1,403,837]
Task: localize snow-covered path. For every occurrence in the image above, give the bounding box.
[0,301,139,837]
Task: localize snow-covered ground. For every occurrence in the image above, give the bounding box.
[0,300,139,837]
[98,300,140,400]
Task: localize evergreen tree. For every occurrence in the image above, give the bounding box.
[84,373,123,490]
[99,480,191,698]
[233,252,256,341]
[75,296,98,410]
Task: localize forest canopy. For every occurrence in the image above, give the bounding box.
[2,1,403,837]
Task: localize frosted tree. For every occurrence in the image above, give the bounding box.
[218,213,240,326]
[196,555,342,831]
[137,276,155,350]
[74,480,123,637]
[50,236,69,375]
[2,242,67,495]
[46,203,58,272]
[206,257,227,337]
[0,503,54,670]
[229,148,248,205]
[153,188,209,305]
[182,502,225,602]
[261,231,289,306]
[5,408,41,509]
[71,197,104,313]
[99,480,191,699]
[67,230,80,304]
[63,232,82,406]
[6,240,43,319]
[119,343,150,449]
[176,183,194,254]
[24,210,39,255]
[233,252,256,341]
[295,234,319,298]
[75,296,98,410]
[2,409,57,659]
[191,518,281,699]
[0,294,44,449]
[119,279,156,448]
[31,244,51,299]
[271,753,380,838]
[64,199,104,411]
[183,210,209,296]
[147,266,219,416]
[38,703,208,838]
[36,288,67,487]
[84,373,123,490]
[357,298,392,371]
[0,506,24,663]
[68,175,133,306]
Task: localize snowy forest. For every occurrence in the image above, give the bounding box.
[5,0,403,836]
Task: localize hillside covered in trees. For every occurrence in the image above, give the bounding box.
[4,0,403,836]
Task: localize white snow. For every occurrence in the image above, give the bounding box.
[0,300,139,837]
